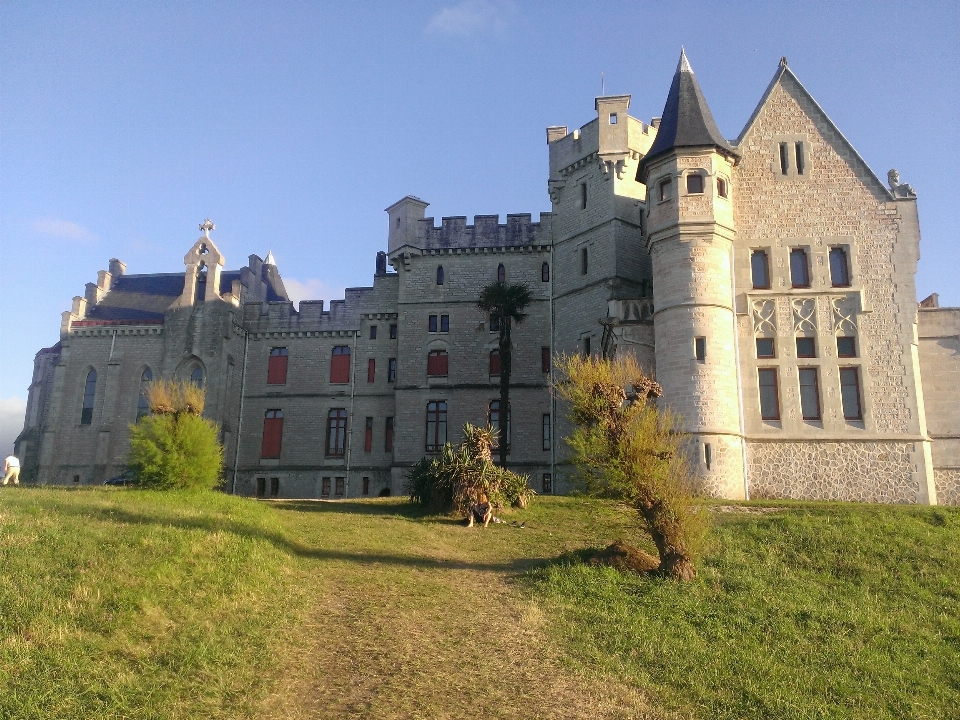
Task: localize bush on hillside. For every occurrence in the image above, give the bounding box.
[407,423,533,513]
[128,380,224,491]
[555,354,708,581]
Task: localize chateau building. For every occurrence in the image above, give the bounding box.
[16,53,960,504]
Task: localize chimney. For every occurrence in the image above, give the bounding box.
[376,251,387,276]
[109,258,126,276]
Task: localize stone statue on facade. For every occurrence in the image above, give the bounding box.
[887,169,916,198]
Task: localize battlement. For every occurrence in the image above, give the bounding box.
[415,212,553,250]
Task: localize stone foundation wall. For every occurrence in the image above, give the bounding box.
[746,441,917,503]
[934,469,960,506]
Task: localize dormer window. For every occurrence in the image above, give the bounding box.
[658,178,672,202]
[686,174,704,194]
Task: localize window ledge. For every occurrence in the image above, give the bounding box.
[259,459,280,467]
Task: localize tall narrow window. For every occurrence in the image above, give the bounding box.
[429,315,438,332]
[256,478,266,497]
[330,346,351,384]
[790,249,810,288]
[837,336,857,358]
[80,369,97,425]
[497,263,505,283]
[389,324,398,339]
[609,113,618,124]
[137,368,152,419]
[436,265,445,285]
[261,410,284,458]
[489,400,510,449]
[541,347,551,374]
[362,477,370,496]
[695,337,707,363]
[658,178,671,202]
[190,366,204,388]
[798,368,821,421]
[581,182,587,209]
[686,174,704,194]
[542,473,552,494]
[542,413,551,451]
[388,358,397,382]
[829,247,850,287]
[795,142,805,176]
[326,408,347,457]
[321,477,331,497]
[581,247,588,275]
[427,350,449,377]
[440,314,449,333]
[704,443,712,470]
[270,477,279,497]
[370,325,377,340]
[335,477,345,497]
[426,401,447,452]
[267,347,288,385]
[489,349,501,375]
[779,142,789,175]
[758,369,780,421]
[489,314,500,332]
[541,262,550,282]
[583,336,591,357]
[385,416,394,452]
[717,177,729,198]
[840,368,863,420]
[751,250,770,289]
[367,358,376,383]
[364,417,373,452]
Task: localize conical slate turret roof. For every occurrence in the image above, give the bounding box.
[637,49,739,181]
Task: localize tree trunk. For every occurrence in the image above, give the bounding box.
[498,320,510,468]
[639,503,697,582]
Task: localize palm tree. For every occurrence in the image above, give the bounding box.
[477,281,533,468]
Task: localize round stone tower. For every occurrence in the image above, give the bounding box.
[637,50,745,499]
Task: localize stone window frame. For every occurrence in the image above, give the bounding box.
[656,175,673,203]
[771,134,812,181]
[716,174,730,199]
[684,170,706,196]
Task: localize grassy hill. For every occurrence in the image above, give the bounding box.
[0,488,957,719]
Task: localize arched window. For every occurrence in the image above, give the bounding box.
[436,265,445,285]
[497,263,505,283]
[427,350,448,377]
[488,400,510,449]
[195,262,208,303]
[541,262,549,283]
[137,368,153,419]
[190,365,204,388]
[80,369,97,425]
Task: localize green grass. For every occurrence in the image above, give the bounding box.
[0,488,957,719]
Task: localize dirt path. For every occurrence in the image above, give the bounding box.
[259,519,659,719]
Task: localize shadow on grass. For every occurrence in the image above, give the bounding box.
[30,495,556,575]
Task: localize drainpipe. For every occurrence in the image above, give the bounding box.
[345,329,358,497]
[730,243,749,500]
[231,324,249,495]
[549,244,555,491]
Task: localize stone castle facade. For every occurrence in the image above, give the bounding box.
[16,53,960,504]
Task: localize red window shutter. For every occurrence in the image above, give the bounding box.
[367,358,375,383]
[489,350,501,375]
[437,352,448,376]
[427,351,448,377]
[330,351,350,384]
[364,418,373,452]
[261,417,283,458]
[267,354,288,384]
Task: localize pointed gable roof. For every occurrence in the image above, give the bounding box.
[637,48,739,182]
[734,57,894,201]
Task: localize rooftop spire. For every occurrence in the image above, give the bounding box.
[636,49,739,182]
[264,250,276,266]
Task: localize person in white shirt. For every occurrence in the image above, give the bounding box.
[3,455,20,485]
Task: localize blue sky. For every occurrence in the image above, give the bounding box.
[1,1,957,450]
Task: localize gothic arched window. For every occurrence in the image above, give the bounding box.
[497,263,505,283]
[436,265,445,285]
[190,365,204,388]
[137,368,153,419]
[80,369,97,425]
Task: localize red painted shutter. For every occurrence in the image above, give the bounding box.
[367,358,375,383]
[437,352,448,376]
[489,350,501,375]
[261,417,283,458]
[428,351,448,376]
[267,355,288,384]
[330,352,350,383]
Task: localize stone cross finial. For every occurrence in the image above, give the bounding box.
[199,219,216,238]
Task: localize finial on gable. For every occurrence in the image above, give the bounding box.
[678,46,693,74]
[780,56,788,68]
[199,218,215,238]
[264,250,276,266]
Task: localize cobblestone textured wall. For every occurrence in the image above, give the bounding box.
[934,469,960,506]
[747,441,917,503]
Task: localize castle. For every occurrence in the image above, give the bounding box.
[16,52,960,505]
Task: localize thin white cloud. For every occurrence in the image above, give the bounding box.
[32,219,96,242]
[284,277,347,310]
[0,397,26,457]
[425,0,514,37]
